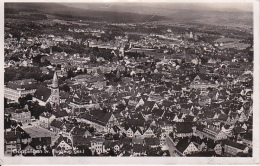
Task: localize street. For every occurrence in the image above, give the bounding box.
[165,137,178,157]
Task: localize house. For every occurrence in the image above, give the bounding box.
[132,137,144,145]
[104,140,121,154]
[50,119,63,133]
[79,109,119,132]
[144,138,160,148]
[143,127,155,138]
[241,132,252,148]
[189,74,218,90]
[52,135,73,156]
[4,79,38,102]
[39,112,56,129]
[21,137,52,156]
[108,125,122,135]
[90,138,106,155]
[125,127,134,138]
[133,127,143,138]
[72,136,92,148]
[222,139,249,156]
[174,123,194,138]
[33,86,52,106]
[4,126,31,155]
[10,108,31,124]
[132,144,148,156]
[71,126,92,138]
[175,138,199,156]
[196,126,227,141]
[206,139,222,155]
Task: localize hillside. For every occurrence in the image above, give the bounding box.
[5,3,166,23]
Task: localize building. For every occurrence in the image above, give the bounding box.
[79,110,119,132]
[52,135,73,156]
[32,72,60,106]
[4,79,37,102]
[189,74,218,90]
[50,71,60,106]
[90,138,106,155]
[222,140,249,156]
[4,127,31,155]
[175,138,199,156]
[196,126,227,141]
[33,86,52,106]
[10,108,31,124]
[39,112,56,129]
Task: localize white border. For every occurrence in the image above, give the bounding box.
[1,0,259,165]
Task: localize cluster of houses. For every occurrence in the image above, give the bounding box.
[4,25,253,157]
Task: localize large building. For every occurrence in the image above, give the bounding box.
[33,71,60,106]
[4,79,37,102]
[10,108,31,124]
[50,71,60,106]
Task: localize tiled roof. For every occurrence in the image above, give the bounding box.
[6,79,38,90]
[53,134,72,149]
[175,138,191,153]
[40,112,54,119]
[34,86,51,102]
[222,139,247,150]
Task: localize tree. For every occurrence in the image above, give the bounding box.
[28,101,46,119]
[18,94,32,107]
[45,102,52,113]
[67,70,74,79]
[60,84,70,92]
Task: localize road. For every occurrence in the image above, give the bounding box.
[165,137,178,157]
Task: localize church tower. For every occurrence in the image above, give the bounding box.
[119,43,124,57]
[51,71,59,106]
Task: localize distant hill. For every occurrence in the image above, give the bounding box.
[63,2,253,27]
[4,2,253,28]
[4,3,166,23]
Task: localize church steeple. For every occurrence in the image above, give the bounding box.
[52,71,58,88]
[51,71,59,106]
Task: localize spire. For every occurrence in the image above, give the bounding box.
[52,71,58,88]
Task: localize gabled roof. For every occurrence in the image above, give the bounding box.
[203,126,223,138]
[218,114,229,121]
[40,112,55,119]
[222,139,247,150]
[53,134,72,149]
[6,79,38,90]
[34,86,51,102]
[50,119,64,128]
[184,115,194,122]
[82,109,113,126]
[71,126,91,136]
[52,109,68,118]
[30,137,52,149]
[176,123,193,133]
[175,138,192,153]
[144,137,160,146]
[4,130,22,142]
[206,139,219,149]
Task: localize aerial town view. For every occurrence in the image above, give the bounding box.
[4,2,253,157]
